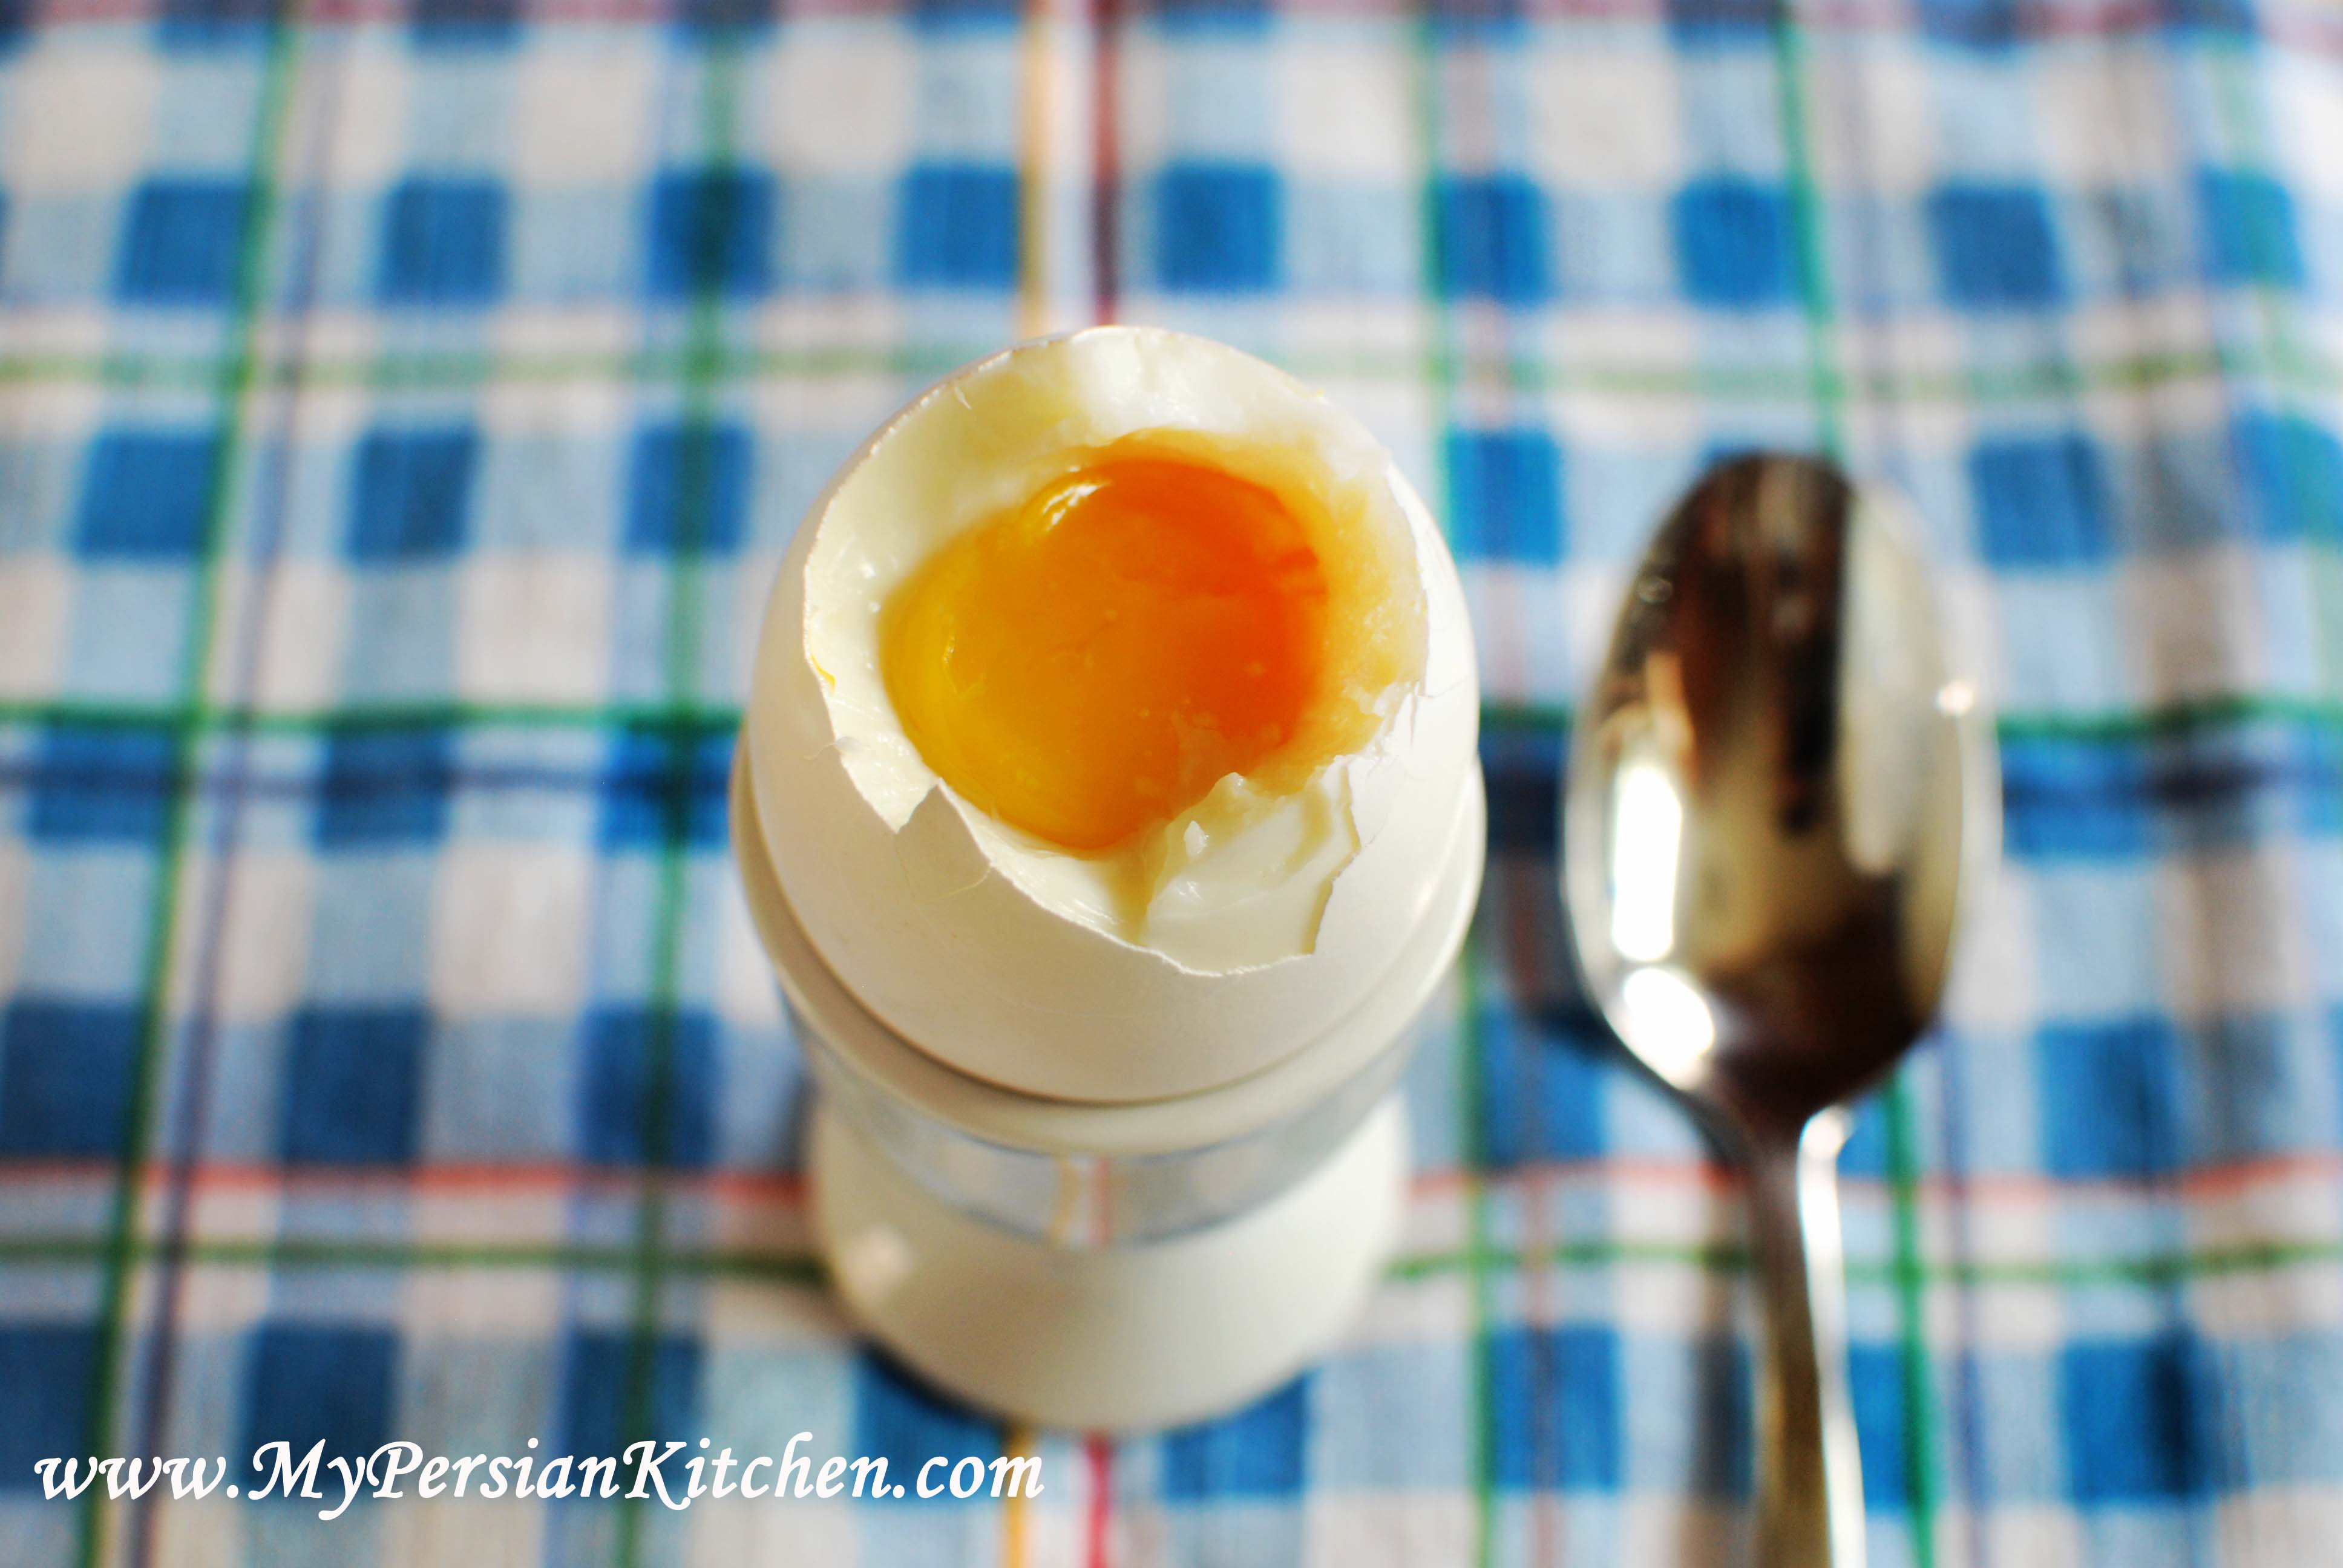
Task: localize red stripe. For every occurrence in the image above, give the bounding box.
[1085,1435,1114,1568]
[0,1146,2335,1212]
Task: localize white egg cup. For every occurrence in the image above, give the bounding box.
[732,752,1486,1431]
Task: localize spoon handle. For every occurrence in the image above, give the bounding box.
[1745,1108,1868,1568]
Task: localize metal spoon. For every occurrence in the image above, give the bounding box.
[1562,454,1997,1567]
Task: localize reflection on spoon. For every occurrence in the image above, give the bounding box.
[1564,454,1999,1568]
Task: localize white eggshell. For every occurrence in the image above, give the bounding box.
[742,327,1480,1102]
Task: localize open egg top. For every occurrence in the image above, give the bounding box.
[799,330,1432,973]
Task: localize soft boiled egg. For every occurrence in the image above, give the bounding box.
[742,327,1480,1102]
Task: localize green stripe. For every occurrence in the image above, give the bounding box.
[0,1235,825,1284]
[0,697,743,734]
[1398,23,1500,1567]
[611,29,747,1568]
[1385,1233,2343,1289]
[1882,1092,1941,1546]
[1984,690,2343,743]
[5,688,2343,748]
[7,337,2343,403]
[1466,691,2343,746]
[2,1227,2330,1291]
[1769,6,1844,459]
[0,344,983,391]
[73,11,304,1568]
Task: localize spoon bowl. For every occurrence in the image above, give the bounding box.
[1563,454,1997,1567]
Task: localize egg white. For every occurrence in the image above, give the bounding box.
[744,327,1480,1101]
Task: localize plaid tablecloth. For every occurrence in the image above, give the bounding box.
[2,0,2341,1562]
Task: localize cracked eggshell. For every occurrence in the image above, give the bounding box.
[742,327,1479,1103]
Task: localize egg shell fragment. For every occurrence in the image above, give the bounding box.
[742,327,1480,1103]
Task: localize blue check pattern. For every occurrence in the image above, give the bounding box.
[1,0,2341,1564]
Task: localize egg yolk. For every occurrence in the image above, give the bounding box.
[882,454,1330,852]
